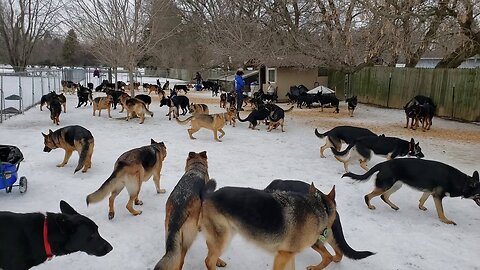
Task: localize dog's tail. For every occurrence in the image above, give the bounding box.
[154,208,187,270]
[143,102,154,117]
[236,111,248,122]
[284,106,294,112]
[331,143,354,160]
[74,138,93,173]
[200,179,217,201]
[314,128,327,139]
[332,211,375,260]
[175,116,193,124]
[342,163,382,181]
[86,163,125,205]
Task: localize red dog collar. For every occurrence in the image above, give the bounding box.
[43,215,53,260]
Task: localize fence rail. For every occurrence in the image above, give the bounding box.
[328,67,480,122]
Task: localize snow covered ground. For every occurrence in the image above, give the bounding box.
[0,87,479,270]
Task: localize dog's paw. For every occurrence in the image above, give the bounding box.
[216,258,227,267]
[56,163,65,167]
[135,199,143,205]
[108,212,115,220]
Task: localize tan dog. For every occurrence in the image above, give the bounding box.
[120,97,154,124]
[42,125,94,173]
[86,139,167,219]
[176,111,236,142]
[188,103,209,115]
[154,151,218,270]
[93,95,113,118]
[225,106,236,127]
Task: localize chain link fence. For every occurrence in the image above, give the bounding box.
[0,68,63,123]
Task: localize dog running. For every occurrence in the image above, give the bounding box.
[342,158,480,225]
[314,126,377,158]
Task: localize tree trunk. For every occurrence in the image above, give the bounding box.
[435,43,479,68]
[128,66,135,97]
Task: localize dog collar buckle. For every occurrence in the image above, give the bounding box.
[318,228,330,243]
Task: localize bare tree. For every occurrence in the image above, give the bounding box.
[65,0,180,95]
[0,0,62,72]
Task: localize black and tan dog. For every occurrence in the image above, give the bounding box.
[121,97,154,124]
[42,125,94,173]
[40,91,61,111]
[93,95,114,118]
[189,103,209,115]
[219,93,227,108]
[237,104,270,130]
[314,126,377,158]
[48,98,62,125]
[0,200,112,270]
[176,111,236,142]
[135,94,152,109]
[265,105,294,132]
[345,96,357,117]
[154,151,217,270]
[77,85,93,108]
[331,136,424,172]
[264,179,374,269]
[343,158,480,225]
[86,139,167,220]
[201,183,337,270]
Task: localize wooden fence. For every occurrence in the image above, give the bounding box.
[328,67,480,122]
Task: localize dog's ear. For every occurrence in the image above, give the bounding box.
[473,171,479,181]
[199,151,207,159]
[327,185,336,201]
[48,129,53,134]
[188,152,196,159]
[42,132,47,137]
[309,182,317,194]
[60,200,79,215]
[151,138,157,144]
[410,138,415,144]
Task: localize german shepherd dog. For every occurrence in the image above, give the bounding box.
[331,136,424,172]
[404,103,421,129]
[160,95,190,117]
[135,94,152,109]
[404,95,436,130]
[314,126,377,158]
[265,105,294,132]
[40,91,62,111]
[342,158,480,225]
[189,103,209,115]
[93,95,114,118]
[318,92,340,113]
[345,96,357,117]
[264,180,374,269]
[417,103,435,131]
[176,111,236,142]
[0,201,112,270]
[42,125,94,173]
[201,183,338,270]
[62,80,78,95]
[105,89,126,110]
[154,151,217,270]
[48,99,62,125]
[122,97,154,124]
[77,85,93,108]
[86,139,167,220]
[219,93,227,108]
[237,104,270,130]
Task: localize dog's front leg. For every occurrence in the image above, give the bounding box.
[57,150,73,167]
[309,243,334,270]
[432,196,456,225]
[273,251,296,270]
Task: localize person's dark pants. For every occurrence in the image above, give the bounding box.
[236,91,243,111]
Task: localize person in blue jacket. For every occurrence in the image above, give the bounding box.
[235,69,245,111]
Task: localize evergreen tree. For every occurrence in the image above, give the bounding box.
[62,29,79,66]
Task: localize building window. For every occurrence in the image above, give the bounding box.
[267,68,276,82]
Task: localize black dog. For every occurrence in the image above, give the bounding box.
[318,92,340,113]
[314,126,377,158]
[332,136,424,172]
[0,201,113,270]
[237,104,270,130]
[296,93,315,109]
[160,95,189,118]
[105,89,125,110]
[343,159,480,225]
[77,85,93,108]
[134,94,152,108]
[404,95,436,130]
[40,91,57,111]
[173,84,189,94]
[49,99,62,125]
[417,102,435,131]
[87,82,94,91]
[345,96,357,117]
[264,179,375,262]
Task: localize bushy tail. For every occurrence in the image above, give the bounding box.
[284,106,294,112]
[143,103,154,117]
[331,143,355,159]
[332,211,375,259]
[342,163,382,181]
[86,163,125,205]
[314,128,326,138]
[201,179,217,201]
[74,138,91,173]
[175,116,193,125]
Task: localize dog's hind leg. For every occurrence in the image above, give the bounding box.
[359,159,369,171]
[57,150,73,167]
[364,188,386,210]
[380,181,403,210]
[273,250,296,270]
[308,243,335,270]
[125,177,143,216]
[218,128,225,139]
[418,192,431,211]
[432,195,456,225]
[108,186,124,220]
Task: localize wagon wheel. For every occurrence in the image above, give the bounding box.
[19,176,27,193]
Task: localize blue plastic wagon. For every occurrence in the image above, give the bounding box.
[0,145,27,193]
